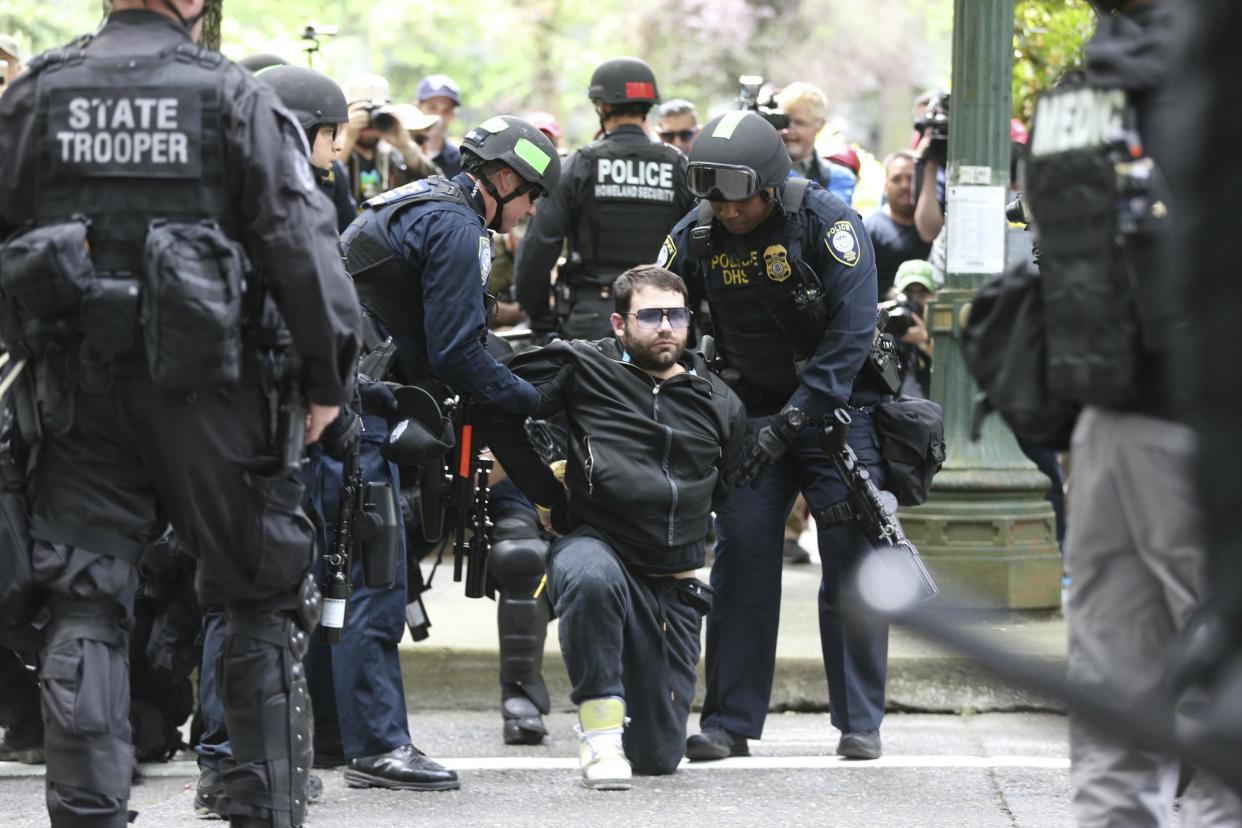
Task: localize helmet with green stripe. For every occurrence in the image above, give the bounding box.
[461,115,562,198]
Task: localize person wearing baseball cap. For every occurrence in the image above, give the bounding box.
[0,33,24,93]
[417,74,463,176]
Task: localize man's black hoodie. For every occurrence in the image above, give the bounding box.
[488,336,747,574]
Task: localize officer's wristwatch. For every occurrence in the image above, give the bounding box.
[780,406,807,432]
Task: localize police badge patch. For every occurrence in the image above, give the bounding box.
[656,236,677,268]
[826,220,860,267]
[478,236,493,284]
[763,244,791,282]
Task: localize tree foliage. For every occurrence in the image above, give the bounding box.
[1012,0,1096,125]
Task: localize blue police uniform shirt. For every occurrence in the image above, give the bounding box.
[659,181,877,418]
[380,172,537,413]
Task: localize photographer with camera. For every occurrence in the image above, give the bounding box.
[880,260,935,399]
[341,74,441,205]
[912,91,948,244]
[773,81,856,206]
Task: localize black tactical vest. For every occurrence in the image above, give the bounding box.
[32,37,237,278]
[340,177,473,339]
[1026,82,1149,407]
[569,136,684,285]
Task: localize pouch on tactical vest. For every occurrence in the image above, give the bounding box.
[0,451,35,635]
[142,219,247,389]
[0,218,96,321]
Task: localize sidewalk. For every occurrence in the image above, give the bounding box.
[399,559,1066,715]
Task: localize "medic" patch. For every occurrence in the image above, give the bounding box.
[825,220,859,267]
[656,235,677,269]
[763,244,790,283]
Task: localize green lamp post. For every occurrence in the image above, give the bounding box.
[899,0,1062,609]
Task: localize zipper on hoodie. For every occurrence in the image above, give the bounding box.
[653,385,678,545]
[584,434,595,495]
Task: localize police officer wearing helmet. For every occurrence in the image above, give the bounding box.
[0,1,362,826]
[515,57,694,340]
[259,64,357,232]
[659,110,890,763]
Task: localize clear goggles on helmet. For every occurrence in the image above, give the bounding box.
[686,163,761,202]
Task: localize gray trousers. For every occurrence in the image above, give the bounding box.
[1066,407,1242,827]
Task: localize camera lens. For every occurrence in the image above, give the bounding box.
[371,111,396,132]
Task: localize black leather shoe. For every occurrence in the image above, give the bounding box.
[685,726,750,761]
[502,695,549,746]
[836,729,882,760]
[344,744,461,791]
[782,538,812,565]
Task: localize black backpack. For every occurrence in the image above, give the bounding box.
[873,396,946,506]
[962,260,1079,450]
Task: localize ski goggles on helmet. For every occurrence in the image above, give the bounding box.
[686,163,761,202]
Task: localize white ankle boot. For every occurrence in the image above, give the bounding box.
[576,696,632,790]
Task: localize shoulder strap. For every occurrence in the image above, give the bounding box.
[689,200,714,257]
[782,178,811,214]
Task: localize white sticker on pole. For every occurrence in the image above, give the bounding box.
[946,185,1006,275]
[321,597,347,629]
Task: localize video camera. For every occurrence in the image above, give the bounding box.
[915,92,950,165]
[737,74,790,131]
[299,24,337,69]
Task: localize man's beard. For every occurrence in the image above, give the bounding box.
[356,134,380,150]
[623,332,683,373]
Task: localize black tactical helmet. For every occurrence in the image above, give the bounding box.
[588,57,661,105]
[258,66,349,131]
[238,53,289,74]
[686,111,792,201]
[461,115,562,197]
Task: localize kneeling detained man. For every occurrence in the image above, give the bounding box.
[487,265,747,788]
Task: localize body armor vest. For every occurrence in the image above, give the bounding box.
[341,177,473,341]
[32,37,237,278]
[1026,82,1153,407]
[569,137,684,286]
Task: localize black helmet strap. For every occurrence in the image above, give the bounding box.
[475,168,531,232]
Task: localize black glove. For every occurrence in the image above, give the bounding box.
[359,379,399,419]
[732,408,806,487]
[320,409,362,461]
[529,364,574,419]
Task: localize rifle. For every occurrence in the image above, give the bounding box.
[443,396,492,599]
[819,408,938,604]
[320,423,361,644]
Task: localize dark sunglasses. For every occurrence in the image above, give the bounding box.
[624,307,693,330]
[660,128,699,142]
[686,163,760,202]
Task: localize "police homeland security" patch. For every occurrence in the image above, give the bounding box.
[825,220,859,267]
[763,244,790,283]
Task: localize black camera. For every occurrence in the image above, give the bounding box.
[1005,192,1033,226]
[879,297,922,340]
[737,74,790,131]
[915,92,950,165]
[363,99,398,132]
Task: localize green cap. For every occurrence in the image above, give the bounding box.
[894,259,936,293]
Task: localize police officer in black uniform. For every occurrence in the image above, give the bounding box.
[0,2,361,826]
[515,57,693,340]
[660,111,890,763]
[258,65,357,234]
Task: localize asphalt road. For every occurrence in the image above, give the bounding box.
[1,711,1079,828]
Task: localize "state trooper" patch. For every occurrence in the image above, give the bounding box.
[478,235,493,284]
[656,235,677,269]
[763,244,790,283]
[825,220,859,267]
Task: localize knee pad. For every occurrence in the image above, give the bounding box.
[489,516,547,591]
[215,587,317,828]
[39,602,133,803]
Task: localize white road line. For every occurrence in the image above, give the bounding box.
[0,755,1069,779]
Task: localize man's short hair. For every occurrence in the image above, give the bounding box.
[613,265,689,315]
[658,99,696,120]
[774,82,828,121]
[883,149,918,171]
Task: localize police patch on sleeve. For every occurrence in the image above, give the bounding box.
[479,236,493,284]
[656,236,677,269]
[764,244,790,282]
[825,220,860,267]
